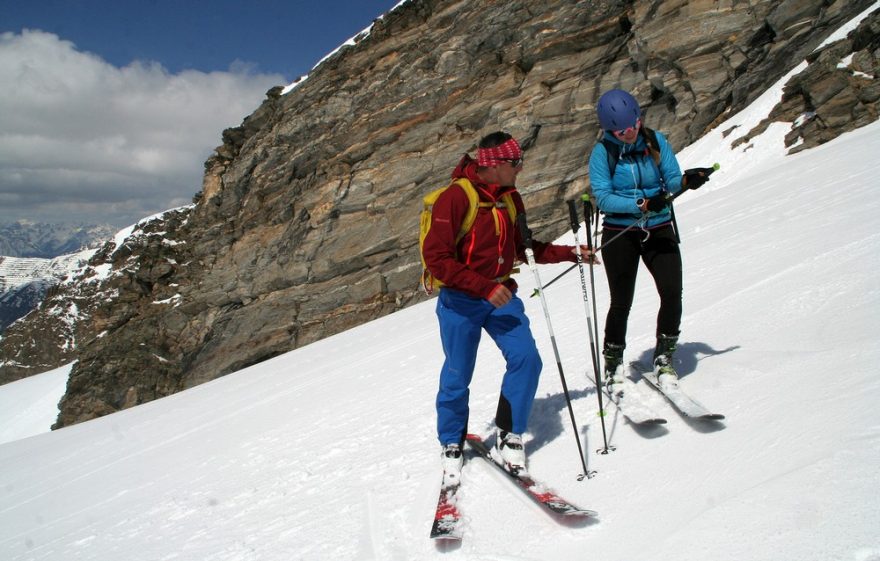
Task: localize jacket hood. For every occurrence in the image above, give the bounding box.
[452,154,481,183]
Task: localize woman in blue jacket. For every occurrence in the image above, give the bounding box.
[588,89,709,398]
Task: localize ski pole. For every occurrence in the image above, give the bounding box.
[516,213,593,480]
[581,196,604,382]
[567,199,613,455]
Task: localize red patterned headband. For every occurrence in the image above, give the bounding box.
[477,138,522,167]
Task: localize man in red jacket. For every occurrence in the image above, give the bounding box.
[423,131,591,477]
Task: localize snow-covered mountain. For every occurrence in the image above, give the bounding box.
[1,34,878,561]
[0,220,111,333]
[0,208,192,384]
[0,250,95,332]
[0,222,113,259]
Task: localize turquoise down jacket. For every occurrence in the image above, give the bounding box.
[588,129,683,228]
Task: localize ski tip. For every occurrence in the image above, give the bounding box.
[701,413,726,421]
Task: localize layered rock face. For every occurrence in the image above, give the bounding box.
[736,8,879,150]
[5,0,874,427]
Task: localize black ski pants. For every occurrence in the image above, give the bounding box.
[600,223,682,346]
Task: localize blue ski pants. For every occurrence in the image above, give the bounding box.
[435,288,543,446]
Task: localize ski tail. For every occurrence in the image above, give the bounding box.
[430,479,463,540]
[631,361,725,421]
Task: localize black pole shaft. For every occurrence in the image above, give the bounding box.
[669,202,681,244]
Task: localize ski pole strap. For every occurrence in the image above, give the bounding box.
[581,195,595,251]
[516,213,533,250]
[567,200,580,234]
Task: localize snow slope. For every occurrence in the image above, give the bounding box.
[2,33,880,561]
[0,364,69,444]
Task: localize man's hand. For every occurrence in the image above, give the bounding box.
[572,245,600,264]
[487,284,512,308]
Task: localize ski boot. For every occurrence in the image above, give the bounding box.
[441,443,463,485]
[653,334,680,390]
[495,429,527,474]
[603,342,626,401]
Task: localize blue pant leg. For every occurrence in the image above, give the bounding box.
[436,289,491,446]
[484,294,542,434]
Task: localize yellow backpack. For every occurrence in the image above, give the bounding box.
[419,178,517,294]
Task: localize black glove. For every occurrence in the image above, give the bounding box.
[684,167,713,190]
[646,194,669,213]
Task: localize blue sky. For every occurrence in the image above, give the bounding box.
[0,0,401,228]
[1,0,400,80]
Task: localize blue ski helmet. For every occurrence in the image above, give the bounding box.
[596,89,641,131]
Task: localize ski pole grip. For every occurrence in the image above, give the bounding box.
[581,195,593,230]
[567,200,580,233]
[581,197,595,250]
[516,213,534,250]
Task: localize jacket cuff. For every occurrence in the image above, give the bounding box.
[486,283,505,301]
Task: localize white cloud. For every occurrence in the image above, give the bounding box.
[0,29,284,226]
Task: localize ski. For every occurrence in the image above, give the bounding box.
[631,361,725,421]
[465,434,598,518]
[601,384,667,425]
[586,370,666,425]
[429,476,463,540]
[585,367,667,425]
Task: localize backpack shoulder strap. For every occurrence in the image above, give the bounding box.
[453,179,517,239]
[450,178,481,242]
[601,138,620,178]
[499,192,517,225]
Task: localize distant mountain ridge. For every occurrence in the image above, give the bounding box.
[0,221,110,336]
[0,251,96,333]
[0,222,114,259]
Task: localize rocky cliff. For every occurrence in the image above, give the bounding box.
[1,0,875,427]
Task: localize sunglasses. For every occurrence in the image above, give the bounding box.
[613,119,641,136]
[500,157,523,167]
